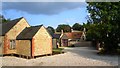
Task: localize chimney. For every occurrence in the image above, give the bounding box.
[71,29,73,32]
[61,30,63,34]
[83,28,86,32]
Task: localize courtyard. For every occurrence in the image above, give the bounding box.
[0,47,118,66]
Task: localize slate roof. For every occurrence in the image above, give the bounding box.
[16,25,42,40]
[64,32,83,39]
[52,33,61,39]
[0,17,23,36]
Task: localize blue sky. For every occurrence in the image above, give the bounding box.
[2,2,88,28]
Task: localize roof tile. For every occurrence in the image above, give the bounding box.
[16,25,42,40]
[0,17,23,36]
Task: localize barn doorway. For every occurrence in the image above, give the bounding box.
[62,39,68,47]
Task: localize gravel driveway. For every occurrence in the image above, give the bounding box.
[0,47,118,66]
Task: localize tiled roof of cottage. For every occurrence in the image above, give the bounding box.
[52,33,61,39]
[16,25,42,40]
[64,31,83,39]
[0,17,23,36]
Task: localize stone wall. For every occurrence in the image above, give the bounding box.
[6,18,30,39]
[16,40,31,56]
[0,36,4,55]
[4,18,30,54]
[33,26,52,56]
[69,41,92,47]
[52,39,57,48]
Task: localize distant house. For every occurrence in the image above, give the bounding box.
[16,25,52,58]
[61,29,86,47]
[52,33,61,48]
[0,17,30,55]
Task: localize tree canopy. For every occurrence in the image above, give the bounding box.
[56,24,71,32]
[87,2,119,24]
[86,2,120,52]
[72,23,83,31]
[47,26,55,35]
[0,15,11,23]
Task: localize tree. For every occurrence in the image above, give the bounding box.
[72,23,83,31]
[56,24,71,32]
[47,26,55,35]
[0,15,11,23]
[87,2,120,53]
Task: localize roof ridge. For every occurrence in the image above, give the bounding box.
[31,24,43,27]
[11,17,23,21]
[0,17,23,25]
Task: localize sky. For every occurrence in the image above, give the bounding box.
[2,2,88,28]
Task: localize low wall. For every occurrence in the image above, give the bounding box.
[69,41,92,47]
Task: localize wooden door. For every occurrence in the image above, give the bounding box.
[62,39,68,46]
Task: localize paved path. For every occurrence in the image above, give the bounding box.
[0,47,118,66]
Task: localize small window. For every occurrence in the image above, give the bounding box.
[9,40,16,49]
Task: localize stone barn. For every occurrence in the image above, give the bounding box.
[16,25,52,58]
[52,33,61,48]
[0,17,30,55]
[61,29,86,47]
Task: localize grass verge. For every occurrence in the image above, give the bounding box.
[52,48,64,54]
